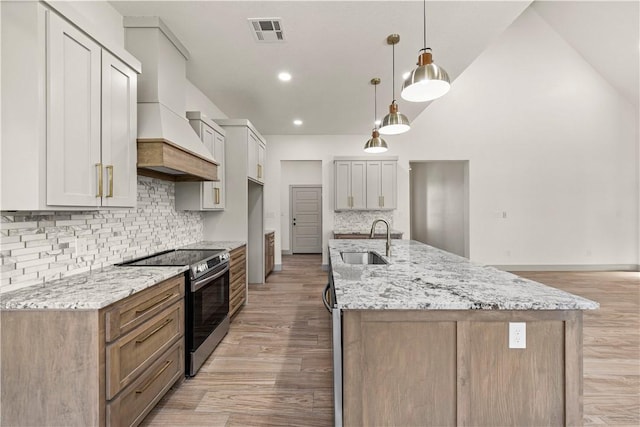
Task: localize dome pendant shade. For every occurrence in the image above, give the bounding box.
[401,50,450,102]
[379,101,410,135]
[364,129,388,153]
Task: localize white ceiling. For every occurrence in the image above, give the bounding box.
[109,1,639,136]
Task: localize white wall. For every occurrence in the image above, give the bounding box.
[185,80,228,120]
[410,162,468,257]
[265,7,639,268]
[277,161,322,252]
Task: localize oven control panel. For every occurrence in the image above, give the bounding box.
[192,252,230,278]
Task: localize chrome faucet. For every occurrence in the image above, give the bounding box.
[370,218,391,257]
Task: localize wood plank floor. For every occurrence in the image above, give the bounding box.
[142,258,639,426]
[518,271,640,426]
[142,254,332,427]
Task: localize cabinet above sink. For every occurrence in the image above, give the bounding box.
[334,157,397,211]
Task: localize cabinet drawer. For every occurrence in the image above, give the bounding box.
[106,302,184,399]
[105,274,184,342]
[229,291,246,317]
[107,339,184,427]
[230,273,245,293]
[230,246,246,262]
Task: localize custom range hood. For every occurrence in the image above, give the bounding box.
[124,17,218,181]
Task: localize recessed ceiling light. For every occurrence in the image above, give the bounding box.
[293,119,303,126]
[278,72,292,81]
[402,71,411,80]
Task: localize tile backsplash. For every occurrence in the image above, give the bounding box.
[334,210,394,230]
[0,177,204,294]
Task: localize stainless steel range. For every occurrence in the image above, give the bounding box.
[120,249,230,376]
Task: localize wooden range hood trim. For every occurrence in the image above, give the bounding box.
[137,139,219,182]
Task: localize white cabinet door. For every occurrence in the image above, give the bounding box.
[200,124,217,209]
[247,131,259,181]
[177,117,225,211]
[350,161,367,209]
[366,161,382,209]
[335,161,351,210]
[380,161,397,209]
[46,12,102,207]
[257,141,265,183]
[335,160,366,210]
[212,131,225,208]
[101,50,137,208]
[365,161,396,209]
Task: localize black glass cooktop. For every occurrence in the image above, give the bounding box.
[122,249,225,267]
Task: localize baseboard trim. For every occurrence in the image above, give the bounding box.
[281,250,293,255]
[273,264,282,272]
[492,264,640,272]
[321,264,329,272]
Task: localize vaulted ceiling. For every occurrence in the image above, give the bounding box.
[110,1,639,136]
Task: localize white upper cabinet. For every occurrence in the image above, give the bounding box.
[101,51,138,207]
[366,161,397,210]
[247,130,265,184]
[176,113,226,211]
[334,158,397,211]
[334,161,367,210]
[46,14,102,207]
[0,3,140,210]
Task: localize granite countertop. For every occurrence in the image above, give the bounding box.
[0,265,188,310]
[180,240,246,251]
[1,241,247,310]
[329,239,599,311]
[333,228,403,235]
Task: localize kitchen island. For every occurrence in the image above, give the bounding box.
[328,239,598,426]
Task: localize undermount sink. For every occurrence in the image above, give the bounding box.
[340,251,388,265]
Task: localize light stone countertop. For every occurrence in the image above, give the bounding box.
[333,228,403,236]
[0,265,188,310]
[329,239,599,311]
[179,241,246,251]
[1,241,247,311]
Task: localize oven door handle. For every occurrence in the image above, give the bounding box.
[191,264,230,293]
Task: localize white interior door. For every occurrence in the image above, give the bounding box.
[291,186,322,253]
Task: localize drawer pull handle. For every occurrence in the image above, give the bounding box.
[135,318,173,344]
[135,360,173,394]
[134,293,174,316]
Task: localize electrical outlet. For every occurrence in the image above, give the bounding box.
[509,322,526,349]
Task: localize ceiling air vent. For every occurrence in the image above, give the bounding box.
[248,18,285,42]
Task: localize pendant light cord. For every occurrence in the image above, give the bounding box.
[392,42,396,102]
[374,82,378,128]
[423,0,427,49]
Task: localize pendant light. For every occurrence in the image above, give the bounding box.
[380,34,410,135]
[364,78,388,154]
[401,0,450,102]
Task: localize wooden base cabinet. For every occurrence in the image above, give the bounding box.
[229,245,247,318]
[265,231,275,279]
[0,275,185,427]
[342,310,583,426]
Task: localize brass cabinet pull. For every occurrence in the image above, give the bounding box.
[257,164,262,179]
[381,195,384,207]
[215,188,221,205]
[106,165,113,198]
[135,360,173,394]
[135,318,173,344]
[134,293,173,316]
[96,163,103,197]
